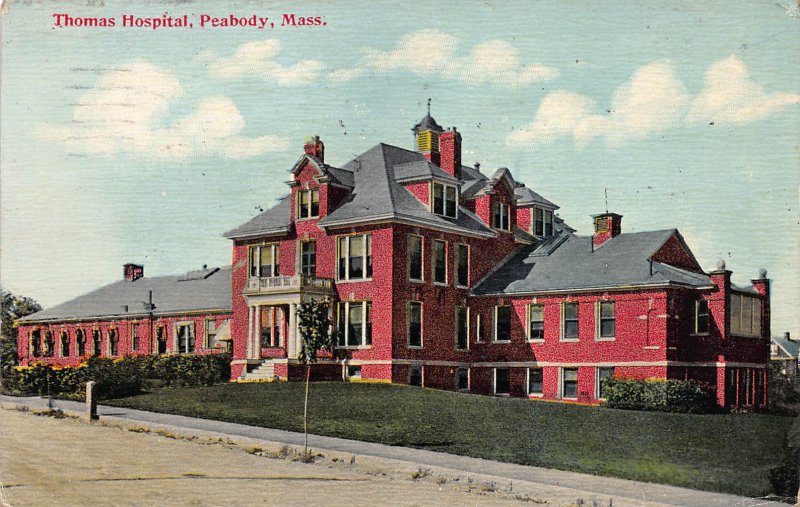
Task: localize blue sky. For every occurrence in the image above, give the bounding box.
[2,0,798,335]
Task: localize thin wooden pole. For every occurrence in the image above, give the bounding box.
[304,364,310,456]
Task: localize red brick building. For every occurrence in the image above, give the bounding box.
[224,113,771,409]
[16,265,232,366]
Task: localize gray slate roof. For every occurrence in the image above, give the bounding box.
[473,230,712,295]
[317,144,495,237]
[224,196,292,240]
[515,185,559,209]
[18,267,231,323]
[394,160,459,184]
[773,335,800,358]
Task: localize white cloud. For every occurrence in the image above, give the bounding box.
[209,39,327,86]
[509,56,799,149]
[687,55,800,124]
[39,61,289,161]
[360,30,559,87]
[507,91,594,146]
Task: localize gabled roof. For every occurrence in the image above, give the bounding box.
[473,229,713,296]
[465,167,519,198]
[772,335,800,358]
[224,195,292,240]
[394,160,460,184]
[317,144,495,237]
[459,164,489,198]
[291,153,354,187]
[515,185,559,209]
[18,267,232,323]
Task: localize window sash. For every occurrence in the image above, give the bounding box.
[457,368,469,390]
[338,235,372,280]
[60,332,70,357]
[433,240,446,284]
[528,368,543,395]
[598,301,615,338]
[528,304,544,340]
[495,368,510,394]
[456,244,469,286]
[495,306,511,341]
[432,183,444,215]
[298,189,319,219]
[300,241,316,276]
[544,210,553,237]
[456,307,469,350]
[562,368,578,398]
[337,301,372,347]
[408,302,422,347]
[597,367,615,399]
[695,300,709,334]
[408,235,423,281]
[177,324,195,353]
[260,307,282,347]
[492,202,510,230]
[409,365,423,386]
[445,185,457,218]
[563,303,579,339]
[251,244,279,277]
[534,208,544,236]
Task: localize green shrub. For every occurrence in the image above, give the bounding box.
[152,354,230,387]
[602,378,718,413]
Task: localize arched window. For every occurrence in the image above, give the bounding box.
[43,331,54,357]
[109,329,119,356]
[92,330,102,356]
[76,329,86,356]
[31,330,41,357]
[60,331,70,357]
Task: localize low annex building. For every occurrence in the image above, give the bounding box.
[16,264,232,366]
[223,112,771,409]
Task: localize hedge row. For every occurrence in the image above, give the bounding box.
[5,354,231,399]
[602,377,718,413]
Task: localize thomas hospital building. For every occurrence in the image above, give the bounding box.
[17,112,771,409]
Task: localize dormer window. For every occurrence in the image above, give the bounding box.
[534,207,554,237]
[298,188,319,219]
[432,182,457,218]
[492,201,511,231]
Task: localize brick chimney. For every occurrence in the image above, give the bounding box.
[591,213,622,249]
[439,128,462,179]
[304,136,324,162]
[751,268,770,339]
[123,263,144,282]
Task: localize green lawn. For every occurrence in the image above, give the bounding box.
[107,382,793,497]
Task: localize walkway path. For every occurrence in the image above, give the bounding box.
[0,395,783,507]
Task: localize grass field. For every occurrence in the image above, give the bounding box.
[108,381,794,497]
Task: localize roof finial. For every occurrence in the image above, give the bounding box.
[604,188,609,214]
[427,98,431,116]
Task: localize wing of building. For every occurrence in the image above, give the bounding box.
[17,265,232,364]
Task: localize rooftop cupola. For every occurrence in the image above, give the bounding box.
[591,212,622,249]
[412,99,444,165]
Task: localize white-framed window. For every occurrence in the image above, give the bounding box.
[596,367,615,400]
[409,364,423,386]
[527,303,545,341]
[455,307,469,350]
[494,305,511,342]
[533,207,554,237]
[408,234,424,282]
[300,240,316,276]
[432,181,458,218]
[596,301,615,340]
[175,322,195,354]
[204,319,220,349]
[561,367,578,399]
[336,301,372,347]
[695,299,710,335]
[456,367,470,391]
[527,367,543,396]
[260,306,282,348]
[492,201,511,231]
[494,368,510,395]
[729,293,762,337]
[250,244,280,277]
[455,244,469,287]
[432,239,447,284]
[297,188,319,219]
[337,234,372,281]
[408,302,423,348]
[561,302,579,341]
[475,314,483,342]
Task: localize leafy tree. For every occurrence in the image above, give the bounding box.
[296,297,336,457]
[1,290,42,382]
